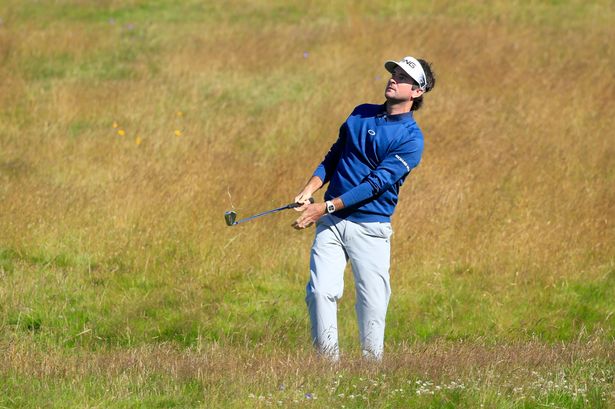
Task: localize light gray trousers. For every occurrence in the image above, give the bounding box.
[306,214,392,361]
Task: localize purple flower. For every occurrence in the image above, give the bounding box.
[303,51,309,59]
[305,393,313,399]
[125,23,135,31]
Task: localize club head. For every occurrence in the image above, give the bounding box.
[224,211,237,226]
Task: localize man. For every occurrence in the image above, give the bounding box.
[292,56,436,361]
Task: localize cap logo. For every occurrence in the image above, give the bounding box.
[404,59,416,69]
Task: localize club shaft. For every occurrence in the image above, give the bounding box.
[234,204,291,225]
[228,198,313,226]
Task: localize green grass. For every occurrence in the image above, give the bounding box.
[2,245,613,347]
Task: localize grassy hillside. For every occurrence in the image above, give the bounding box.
[0,0,613,407]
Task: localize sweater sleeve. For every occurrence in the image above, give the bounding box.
[339,135,423,207]
[312,123,347,185]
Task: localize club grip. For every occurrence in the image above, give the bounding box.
[289,197,315,208]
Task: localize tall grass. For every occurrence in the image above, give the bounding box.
[0,0,613,407]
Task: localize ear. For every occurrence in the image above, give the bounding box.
[410,87,424,99]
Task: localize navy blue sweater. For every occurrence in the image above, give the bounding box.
[313,103,424,223]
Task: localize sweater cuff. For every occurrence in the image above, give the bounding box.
[338,182,374,208]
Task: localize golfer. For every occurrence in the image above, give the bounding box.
[292,56,436,361]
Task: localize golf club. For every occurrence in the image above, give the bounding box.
[225,197,314,226]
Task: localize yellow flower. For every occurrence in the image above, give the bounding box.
[174,130,182,137]
[117,129,126,136]
[176,111,183,117]
[135,136,142,145]
[112,122,119,128]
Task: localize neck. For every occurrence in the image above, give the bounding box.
[386,99,413,115]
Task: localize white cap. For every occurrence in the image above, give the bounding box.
[384,56,427,91]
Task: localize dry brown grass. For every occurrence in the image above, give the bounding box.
[1,5,612,279]
[2,337,613,387]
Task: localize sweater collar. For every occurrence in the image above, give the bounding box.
[379,103,414,122]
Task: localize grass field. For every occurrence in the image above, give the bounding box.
[0,0,614,407]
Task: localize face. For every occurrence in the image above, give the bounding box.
[384,66,424,102]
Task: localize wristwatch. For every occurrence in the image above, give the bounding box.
[325,200,336,214]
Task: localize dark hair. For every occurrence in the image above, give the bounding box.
[410,59,436,111]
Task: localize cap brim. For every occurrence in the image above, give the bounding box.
[384,60,399,73]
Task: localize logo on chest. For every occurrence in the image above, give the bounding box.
[367,129,376,136]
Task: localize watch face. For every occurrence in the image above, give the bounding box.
[327,202,335,213]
